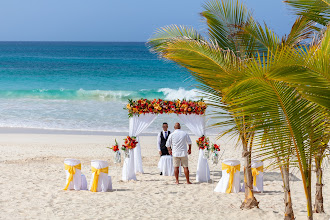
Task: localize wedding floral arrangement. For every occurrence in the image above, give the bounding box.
[196,135,210,150]
[107,139,121,163]
[210,143,220,152]
[121,136,138,151]
[125,98,206,117]
[108,139,120,152]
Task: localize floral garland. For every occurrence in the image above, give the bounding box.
[121,136,138,150]
[196,135,210,150]
[125,98,206,117]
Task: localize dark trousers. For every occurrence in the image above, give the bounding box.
[160,146,170,156]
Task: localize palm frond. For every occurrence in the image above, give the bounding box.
[284,0,330,26]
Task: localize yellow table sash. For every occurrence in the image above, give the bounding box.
[222,163,240,193]
[90,166,109,192]
[64,163,81,190]
[252,166,263,186]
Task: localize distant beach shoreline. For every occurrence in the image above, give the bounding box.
[0,127,164,136]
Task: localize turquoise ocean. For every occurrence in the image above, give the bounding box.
[0,42,217,134]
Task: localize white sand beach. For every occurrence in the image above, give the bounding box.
[0,133,329,220]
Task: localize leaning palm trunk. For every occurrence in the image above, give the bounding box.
[240,127,258,209]
[314,156,324,213]
[307,173,313,220]
[281,165,295,220]
[241,147,259,208]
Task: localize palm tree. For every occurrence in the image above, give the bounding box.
[148,0,330,219]
[285,0,330,214]
[149,0,260,209]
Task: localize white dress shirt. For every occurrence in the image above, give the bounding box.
[166,129,192,157]
[157,130,170,151]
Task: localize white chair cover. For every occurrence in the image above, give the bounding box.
[64,158,82,190]
[158,155,174,176]
[129,114,158,174]
[177,114,210,182]
[240,160,264,192]
[252,160,264,192]
[214,159,241,193]
[89,160,112,192]
[122,149,137,181]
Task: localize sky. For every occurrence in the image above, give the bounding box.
[0,0,297,42]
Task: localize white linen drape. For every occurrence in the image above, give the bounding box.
[122,149,137,181]
[129,114,157,173]
[177,114,210,182]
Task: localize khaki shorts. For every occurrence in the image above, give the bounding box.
[173,156,188,168]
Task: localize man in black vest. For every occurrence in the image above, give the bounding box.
[157,122,171,175]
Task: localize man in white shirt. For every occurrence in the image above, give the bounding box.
[166,122,192,184]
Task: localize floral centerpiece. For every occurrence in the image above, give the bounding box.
[107,139,121,163]
[125,98,207,117]
[121,136,138,158]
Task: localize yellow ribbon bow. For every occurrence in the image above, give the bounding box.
[251,166,263,186]
[222,163,240,193]
[64,163,81,190]
[90,166,109,192]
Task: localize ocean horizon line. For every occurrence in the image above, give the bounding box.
[0,40,148,43]
[0,127,219,136]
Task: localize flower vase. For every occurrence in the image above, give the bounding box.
[212,152,219,165]
[114,151,121,163]
[124,150,130,159]
[203,148,210,159]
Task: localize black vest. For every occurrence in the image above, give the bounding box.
[160,130,170,149]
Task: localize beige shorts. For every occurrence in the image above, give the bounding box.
[173,156,188,168]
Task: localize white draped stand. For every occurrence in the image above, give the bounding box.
[196,149,211,182]
[122,149,137,181]
[130,114,157,174]
[178,114,210,182]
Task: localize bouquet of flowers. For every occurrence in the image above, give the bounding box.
[196,135,210,159]
[107,139,121,163]
[121,136,138,158]
[125,98,207,117]
[210,144,220,152]
[108,139,120,152]
[196,135,210,150]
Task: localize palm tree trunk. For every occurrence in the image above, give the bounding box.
[314,157,324,213]
[240,144,259,209]
[306,168,313,220]
[281,165,295,220]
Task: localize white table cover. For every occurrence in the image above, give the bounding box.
[158,155,174,176]
[89,160,112,192]
[158,156,183,176]
[214,159,241,193]
[64,158,83,191]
